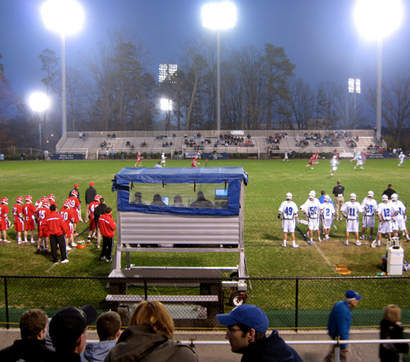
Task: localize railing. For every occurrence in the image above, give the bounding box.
[0,275,408,330]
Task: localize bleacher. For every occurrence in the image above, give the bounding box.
[56,129,380,160]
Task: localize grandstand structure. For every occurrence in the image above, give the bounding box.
[56,129,380,160]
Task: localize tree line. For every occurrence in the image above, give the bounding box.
[0,34,409,150]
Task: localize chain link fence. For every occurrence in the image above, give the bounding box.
[0,275,408,329]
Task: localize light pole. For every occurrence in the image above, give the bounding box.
[40,0,85,139]
[201,1,237,136]
[28,91,51,149]
[353,0,403,142]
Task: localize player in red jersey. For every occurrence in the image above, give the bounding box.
[87,194,101,243]
[68,190,82,235]
[48,194,57,208]
[191,155,200,167]
[13,196,25,244]
[60,200,76,250]
[0,197,10,243]
[306,154,315,170]
[36,201,50,253]
[23,195,36,243]
[135,151,143,167]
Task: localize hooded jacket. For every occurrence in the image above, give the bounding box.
[81,340,117,362]
[0,338,55,361]
[241,330,302,362]
[104,325,197,362]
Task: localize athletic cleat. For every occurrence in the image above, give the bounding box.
[105,258,112,263]
[344,240,349,246]
[282,242,287,247]
[53,261,59,265]
[292,243,299,248]
[4,240,10,243]
[355,240,362,246]
[71,242,77,247]
[371,240,376,248]
[360,235,366,240]
[307,240,313,246]
[66,246,71,251]
[60,259,69,264]
[377,240,381,247]
[99,256,106,261]
[318,238,322,243]
[325,235,329,240]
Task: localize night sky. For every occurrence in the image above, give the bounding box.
[0,0,409,101]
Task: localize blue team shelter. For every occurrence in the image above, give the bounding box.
[112,167,248,216]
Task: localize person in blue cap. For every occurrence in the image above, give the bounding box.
[325,290,362,362]
[217,304,302,361]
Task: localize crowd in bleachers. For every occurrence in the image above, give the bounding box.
[216,134,254,147]
[266,132,287,145]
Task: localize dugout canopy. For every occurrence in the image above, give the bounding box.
[112,167,248,217]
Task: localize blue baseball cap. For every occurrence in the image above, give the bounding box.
[217,304,269,333]
[345,290,362,300]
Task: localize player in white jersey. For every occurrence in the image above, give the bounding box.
[300,190,321,245]
[283,151,289,162]
[330,155,339,177]
[360,190,378,241]
[320,195,335,240]
[397,152,405,167]
[341,193,363,246]
[390,193,410,240]
[160,152,166,167]
[353,152,364,169]
[278,192,299,248]
[372,194,394,248]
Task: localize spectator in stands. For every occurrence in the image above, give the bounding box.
[379,304,409,362]
[151,194,167,206]
[173,195,184,207]
[325,290,361,362]
[98,207,116,263]
[83,311,122,362]
[49,305,97,361]
[104,301,197,362]
[217,304,301,361]
[0,308,54,361]
[190,191,213,208]
[85,182,97,223]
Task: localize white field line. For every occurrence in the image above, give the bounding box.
[312,242,338,274]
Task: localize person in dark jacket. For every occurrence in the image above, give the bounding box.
[190,191,213,208]
[382,184,397,200]
[379,304,409,362]
[94,198,107,249]
[44,204,69,264]
[49,305,97,362]
[217,304,302,362]
[0,308,54,361]
[82,311,121,362]
[105,300,197,362]
[84,182,97,222]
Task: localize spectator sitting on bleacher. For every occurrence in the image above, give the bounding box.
[82,311,122,362]
[190,191,213,208]
[104,301,198,362]
[173,194,184,207]
[132,192,144,205]
[0,308,54,361]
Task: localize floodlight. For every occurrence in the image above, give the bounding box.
[201,1,237,30]
[41,0,85,36]
[28,91,51,113]
[353,0,403,40]
[160,98,173,112]
[348,78,355,93]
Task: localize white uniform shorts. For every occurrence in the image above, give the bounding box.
[378,220,392,234]
[308,218,320,231]
[392,218,406,231]
[282,219,296,233]
[322,218,333,229]
[346,219,359,233]
[362,215,375,228]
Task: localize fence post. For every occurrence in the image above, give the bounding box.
[4,276,9,329]
[335,338,341,362]
[295,278,299,332]
[144,280,148,300]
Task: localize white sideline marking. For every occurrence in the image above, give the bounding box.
[312,242,337,274]
[45,249,73,273]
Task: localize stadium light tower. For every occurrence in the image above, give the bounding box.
[40,0,85,139]
[201,1,237,136]
[348,78,361,126]
[160,98,173,130]
[353,0,403,142]
[28,91,51,149]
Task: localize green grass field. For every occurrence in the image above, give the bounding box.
[0,158,409,277]
[0,158,409,327]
